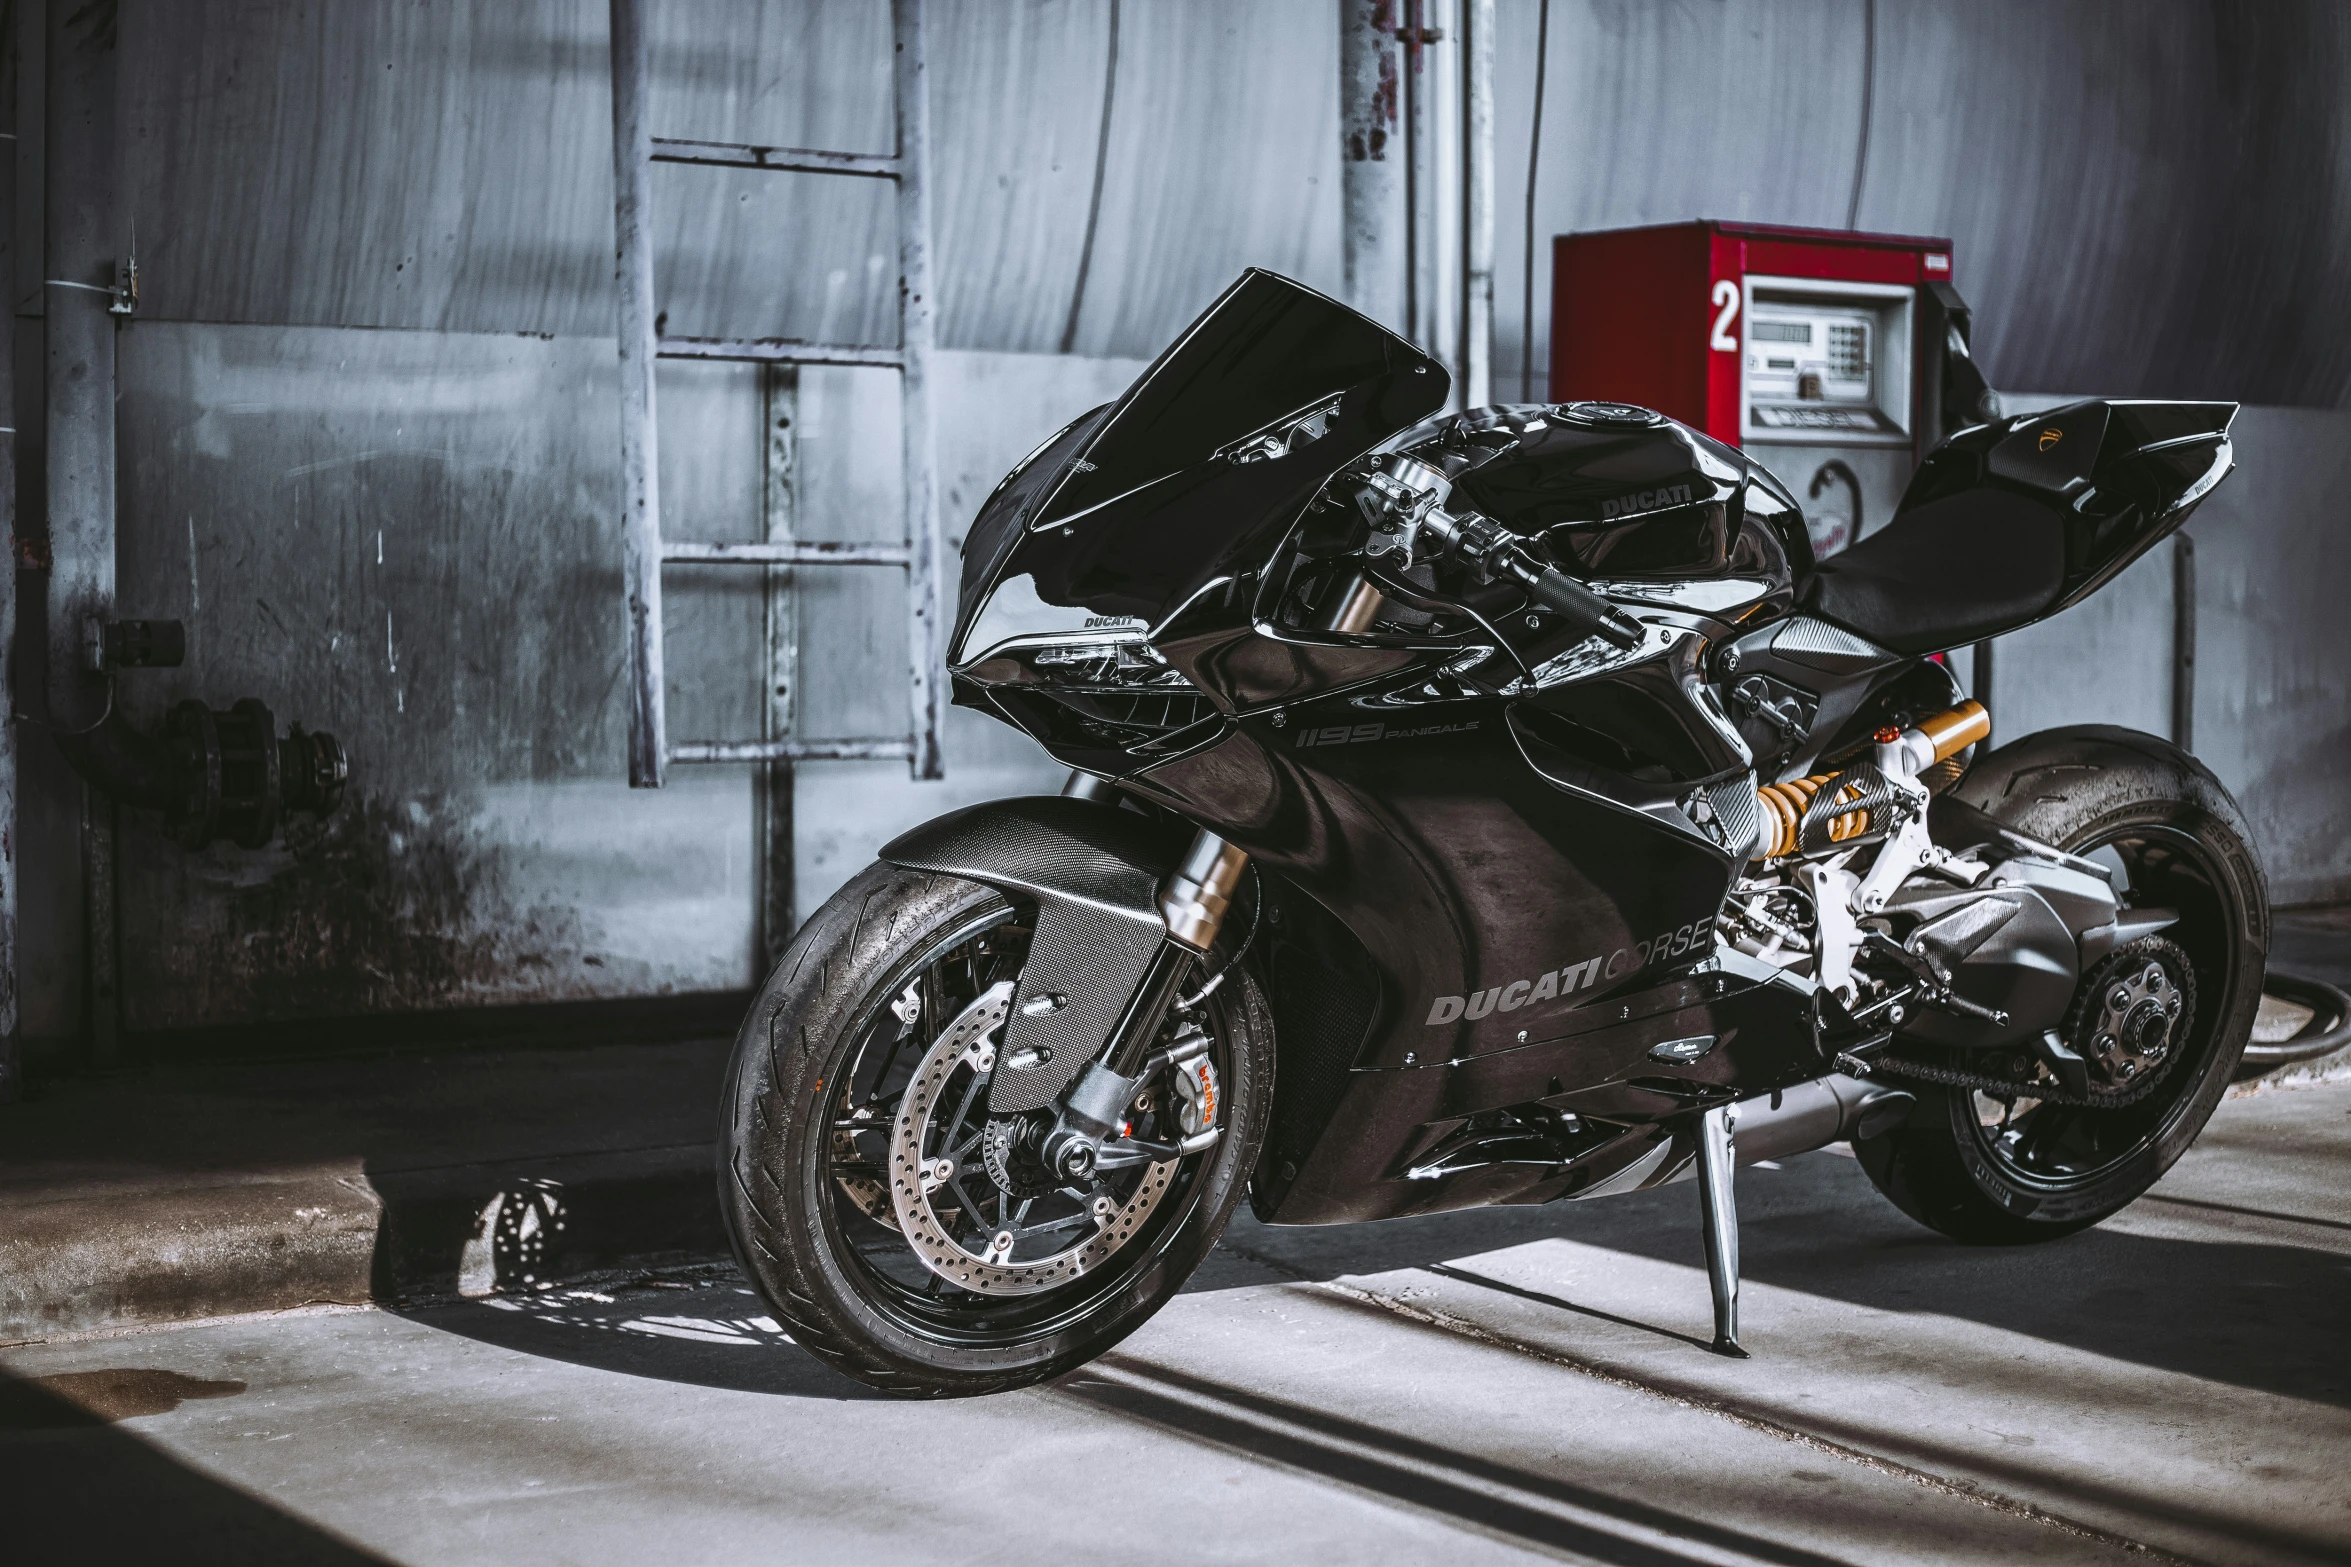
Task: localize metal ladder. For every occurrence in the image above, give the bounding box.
[609,0,945,788]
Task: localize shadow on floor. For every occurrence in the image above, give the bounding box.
[1058,1354,1866,1567]
[399,1134,2351,1417]
[400,1278,883,1401]
[0,1366,395,1565]
[1216,1149,2351,1410]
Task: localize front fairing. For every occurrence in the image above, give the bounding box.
[951,270,1447,668]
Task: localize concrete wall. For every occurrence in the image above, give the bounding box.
[16,0,2347,1047]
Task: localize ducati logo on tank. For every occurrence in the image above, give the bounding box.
[1424,915,1718,1026]
[1598,483,1694,520]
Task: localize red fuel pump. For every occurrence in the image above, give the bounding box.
[1550,221,1996,557]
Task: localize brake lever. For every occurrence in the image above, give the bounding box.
[1416,506,1645,651]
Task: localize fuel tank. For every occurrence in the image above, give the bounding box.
[1428,402,1810,608]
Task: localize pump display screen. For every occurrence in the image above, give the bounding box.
[1741,280,1912,444]
[1748,305,1873,408]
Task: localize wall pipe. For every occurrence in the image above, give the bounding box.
[1460,0,1493,410]
[1339,1,1407,336]
[1402,0,1435,358]
[610,0,665,789]
[0,3,16,1102]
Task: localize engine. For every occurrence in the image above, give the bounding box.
[1716,700,2185,1103]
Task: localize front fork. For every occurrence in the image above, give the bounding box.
[1043,773,1251,1181]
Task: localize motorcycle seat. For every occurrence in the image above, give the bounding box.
[1801,487,2066,656]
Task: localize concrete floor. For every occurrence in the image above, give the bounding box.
[7,1075,2347,1566]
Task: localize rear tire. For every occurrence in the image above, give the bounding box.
[1854,726,2268,1243]
[719,862,1271,1397]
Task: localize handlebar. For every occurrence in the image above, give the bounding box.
[1505,551,1648,650]
[1351,464,1648,653]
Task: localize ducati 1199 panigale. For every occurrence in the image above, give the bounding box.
[719,270,2264,1397]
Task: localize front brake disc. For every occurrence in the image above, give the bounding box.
[888,981,1180,1296]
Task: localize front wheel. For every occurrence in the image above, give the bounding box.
[1855,726,2269,1243]
[719,862,1271,1397]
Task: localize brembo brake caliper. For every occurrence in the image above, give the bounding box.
[1352,455,1644,651]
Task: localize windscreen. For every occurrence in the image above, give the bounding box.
[948,270,1445,660]
[1032,270,1434,528]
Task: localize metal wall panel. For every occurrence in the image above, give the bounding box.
[114,0,2350,396]
[116,0,1336,356]
[1489,0,2351,408]
[109,322,765,1026]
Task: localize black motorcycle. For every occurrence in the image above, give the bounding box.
[719,271,2263,1397]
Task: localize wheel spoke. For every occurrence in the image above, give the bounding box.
[944,1175,993,1237]
[943,1067,989,1153]
[1010,1208,1094,1242]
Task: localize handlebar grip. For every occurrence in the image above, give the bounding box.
[1527,566,1646,650]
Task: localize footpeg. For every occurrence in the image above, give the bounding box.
[1695,1102,1748,1359]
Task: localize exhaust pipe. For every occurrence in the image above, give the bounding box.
[1659,1072,1913,1187]
[1727,1073,1915,1164]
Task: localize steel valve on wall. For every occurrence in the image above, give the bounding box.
[48,612,348,851]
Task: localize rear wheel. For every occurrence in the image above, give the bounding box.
[719,863,1270,1397]
[1855,726,2268,1243]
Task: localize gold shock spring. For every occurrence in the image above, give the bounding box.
[1757,774,1873,860]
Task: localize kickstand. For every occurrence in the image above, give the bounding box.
[1695,1102,1749,1359]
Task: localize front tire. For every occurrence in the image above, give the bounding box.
[719,862,1271,1397]
[1855,726,2268,1243]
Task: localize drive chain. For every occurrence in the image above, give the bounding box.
[1844,936,2198,1112]
[1845,1051,2115,1109]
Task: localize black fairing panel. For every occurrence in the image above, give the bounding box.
[1123,680,1826,1222]
[1804,399,2235,654]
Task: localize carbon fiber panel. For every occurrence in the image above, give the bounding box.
[1768,616,1895,673]
[880,796,1187,1113]
[1706,773,1764,862]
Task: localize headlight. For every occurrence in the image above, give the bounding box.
[955,572,1150,668]
[1024,638,1192,691]
[956,573,1211,760]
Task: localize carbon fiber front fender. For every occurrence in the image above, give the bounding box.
[879,796,1188,1113]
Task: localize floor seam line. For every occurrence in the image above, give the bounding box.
[1214,1240,2208,1567]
